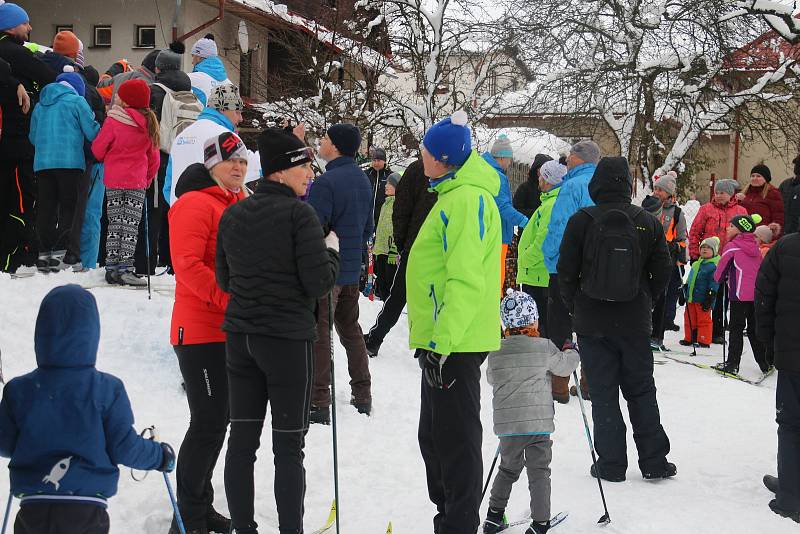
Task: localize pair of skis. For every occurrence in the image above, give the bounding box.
[661,354,774,385]
[312,500,392,533]
[496,511,569,532]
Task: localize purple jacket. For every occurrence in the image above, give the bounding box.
[714,232,762,302]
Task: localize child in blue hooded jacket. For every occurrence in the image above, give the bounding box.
[29,69,100,272]
[0,285,175,534]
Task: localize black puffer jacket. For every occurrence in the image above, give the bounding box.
[755,233,800,372]
[392,158,436,254]
[150,69,192,122]
[779,175,800,234]
[367,165,393,228]
[513,153,552,218]
[558,157,671,337]
[216,179,340,340]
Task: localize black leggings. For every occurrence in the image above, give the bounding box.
[174,342,229,529]
[224,333,314,534]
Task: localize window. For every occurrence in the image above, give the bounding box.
[135,25,156,48]
[55,24,73,37]
[93,25,112,47]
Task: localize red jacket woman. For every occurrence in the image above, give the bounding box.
[737,164,784,230]
[689,179,747,261]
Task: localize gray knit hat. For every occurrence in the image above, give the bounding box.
[714,179,737,196]
[570,140,601,165]
[490,134,514,159]
[208,84,243,111]
[654,174,677,197]
[386,172,402,187]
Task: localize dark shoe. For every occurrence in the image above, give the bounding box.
[350,396,371,416]
[698,343,711,348]
[643,462,677,480]
[570,385,590,401]
[712,336,725,345]
[665,323,680,332]
[105,269,121,284]
[310,405,331,425]
[169,518,208,534]
[364,334,381,358]
[650,339,662,352]
[553,393,569,404]
[590,464,625,482]
[526,520,550,534]
[714,362,739,375]
[679,339,694,346]
[659,344,670,352]
[482,507,507,534]
[769,499,800,523]
[206,508,231,533]
[764,474,779,494]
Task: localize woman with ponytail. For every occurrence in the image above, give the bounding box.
[91,79,160,285]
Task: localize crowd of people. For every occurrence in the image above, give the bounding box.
[1,2,800,534]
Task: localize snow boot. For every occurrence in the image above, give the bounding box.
[310,405,331,425]
[350,396,371,416]
[105,269,121,285]
[570,385,590,401]
[590,464,625,482]
[525,520,550,534]
[364,334,381,358]
[665,323,680,332]
[643,462,677,480]
[206,508,231,533]
[769,499,800,523]
[482,507,507,534]
[764,474,779,494]
[119,271,147,286]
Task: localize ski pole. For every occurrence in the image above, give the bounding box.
[722,284,728,366]
[573,370,611,525]
[328,293,341,534]
[1,492,12,534]
[143,200,152,300]
[480,443,501,503]
[684,286,697,357]
[163,472,187,534]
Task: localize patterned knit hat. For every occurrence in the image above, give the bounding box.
[208,84,243,111]
[490,134,513,159]
[730,213,763,233]
[204,132,248,169]
[500,289,539,330]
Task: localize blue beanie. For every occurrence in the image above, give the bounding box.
[422,110,471,166]
[56,71,86,97]
[327,123,361,157]
[0,3,29,31]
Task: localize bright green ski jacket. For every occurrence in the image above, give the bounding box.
[517,186,560,288]
[373,196,398,263]
[406,150,502,356]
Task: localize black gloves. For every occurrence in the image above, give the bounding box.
[678,286,687,307]
[158,442,176,473]
[417,350,451,389]
[702,291,715,312]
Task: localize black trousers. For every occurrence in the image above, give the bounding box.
[0,157,36,271]
[728,300,769,372]
[373,254,397,301]
[663,265,683,327]
[520,283,548,338]
[366,257,407,345]
[225,333,313,534]
[577,335,671,478]
[419,352,485,534]
[15,503,109,534]
[547,274,572,348]
[174,343,229,529]
[713,287,726,340]
[777,370,800,513]
[35,169,82,256]
[651,291,667,342]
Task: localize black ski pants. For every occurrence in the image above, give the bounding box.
[15,503,109,534]
[225,333,313,534]
[520,283,548,338]
[366,256,407,345]
[35,169,83,256]
[777,370,800,513]
[0,157,36,271]
[728,301,769,372]
[174,343,229,530]
[713,287,726,340]
[663,265,683,327]
[577,335,671,478]
[419,352,485,534]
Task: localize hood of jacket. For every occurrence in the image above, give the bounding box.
[433,150,500,197]
[108,105,146,129]
[198,107,234,131]
[175,162,217,199]
[39,82,84,106]
[39,50,74,75]
[193,56,228,81]
[730,231,761,259]
[529,153,553,184]
[155,69,192,92]
[482,152,506,175]
[35,285,99,369]
[588,157,633,204]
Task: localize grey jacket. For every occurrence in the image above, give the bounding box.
[487,335,580,436]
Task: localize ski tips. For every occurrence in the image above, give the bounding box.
[598,513,611,526]
[385,520,392,533]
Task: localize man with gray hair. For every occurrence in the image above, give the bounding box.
[542,139,601,403]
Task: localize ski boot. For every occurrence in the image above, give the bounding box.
[206,507,231,533]
[526,520,550,534]
[350,396,371,416]
[63,252,83,272]
[482,507,507,534]
[713,361,739,375]
[106,269,121,285]
[764,474,779,494]
[48,250,69,272]
[36,253,51,274]
[643,462,677,480]
[119,271,148,286]
[310,405,331,425]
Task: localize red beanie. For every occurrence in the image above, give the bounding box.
[52,31,80,59]
[117,79,151,109]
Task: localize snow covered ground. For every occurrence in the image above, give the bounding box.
[0,271,790,533]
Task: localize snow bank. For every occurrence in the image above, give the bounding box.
[0,270,787,533]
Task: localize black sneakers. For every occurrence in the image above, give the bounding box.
[206,508,231,533]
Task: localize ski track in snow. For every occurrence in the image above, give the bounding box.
[0,270,789,533]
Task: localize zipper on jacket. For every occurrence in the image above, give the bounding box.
[178,327,184,345]
[429,284,439,322]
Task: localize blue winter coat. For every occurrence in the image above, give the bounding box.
[29,83,100,172]
[483,153,528,245]
[308,157,374,285]
[543,162,596,273]
[686,256,720,303]
[0,285,163,505]
[190,56,228,105]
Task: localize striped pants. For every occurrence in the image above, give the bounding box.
[105,188,145,272]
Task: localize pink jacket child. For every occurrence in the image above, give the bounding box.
[91,105,159,189]
[714,215,764,302]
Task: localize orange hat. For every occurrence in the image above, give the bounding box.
[52,31,80,59]
[117,79,151,109]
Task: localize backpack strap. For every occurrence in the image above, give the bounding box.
[152,82,174,96]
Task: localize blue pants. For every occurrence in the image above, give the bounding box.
[777,370,800,512]
[80,163,105,269]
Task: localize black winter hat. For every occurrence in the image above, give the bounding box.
[327,123,361,157]
[641,195,662,215]
[730,213,763,233]
[528,153,553,182]
[142,48,162,74]
[258,128,313,176]
[751,163,772,183]
[83,65,100,87]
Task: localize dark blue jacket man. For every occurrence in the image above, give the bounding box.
[308,124,374,423]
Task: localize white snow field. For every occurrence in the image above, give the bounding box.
[0,270,790,533]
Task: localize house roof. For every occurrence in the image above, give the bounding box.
[725,17,800,71]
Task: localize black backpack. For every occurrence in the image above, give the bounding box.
[579,205,644,302]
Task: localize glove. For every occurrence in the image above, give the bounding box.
[324,230,339,252]
[158,442,176,473]
[702,291,715,312]
[420,350,451,389]
[562,341,578,352]
[678,286,687,307]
